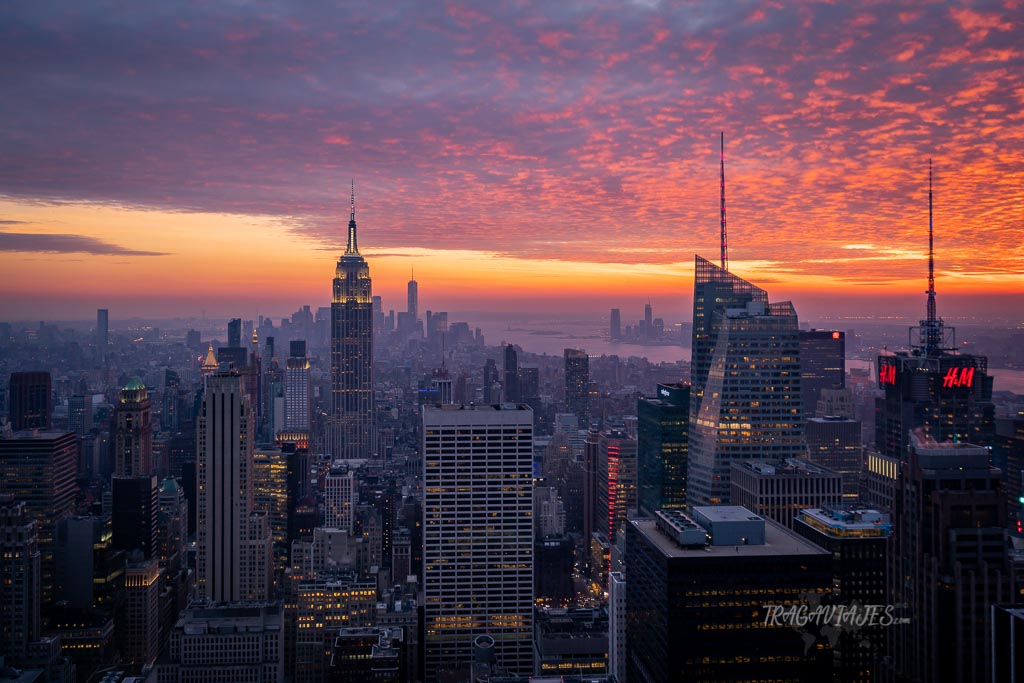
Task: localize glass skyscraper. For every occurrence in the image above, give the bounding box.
[688,256,803,506]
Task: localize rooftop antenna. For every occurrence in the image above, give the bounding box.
[720,131,728,271]
[345,179,358,255]
[926,159,936,326]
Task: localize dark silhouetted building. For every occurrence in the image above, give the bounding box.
[533,607,609,677]
[806,415,863,502]
[637,383,689,514]
[8,373,51,432]
[0,431,75,602]
[610,308,621,341]
[97,308,108,364]
[888,432,1012,683]
[794,506,891,683]
[799,329,845,419]
[503,344,519,403]
[0,495,40,663]
[565,349,590,427]
[626,507,832,683]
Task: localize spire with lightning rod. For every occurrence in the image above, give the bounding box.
[345,179,359,255]
[720,131,728,271]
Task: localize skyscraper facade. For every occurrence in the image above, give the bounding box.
[8,372,52,432]
[564,348,590,427]
[503,344,519,403]
[96,308,108,363]
[196,371,271,602]
[637,382,689,514]
[688,257,804,505]
[422,404,534,679]
[799,329,845,419]
[0,431,75,602]
[888,433,1011,682]
[331,190,374,459]
[609,308,621,341]
[114,379,152,477]
[0,495,40,663]
[285,340,311,433]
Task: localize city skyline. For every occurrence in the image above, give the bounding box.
[1,1,1022,320]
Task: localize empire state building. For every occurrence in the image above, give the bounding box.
[331,184,374,459]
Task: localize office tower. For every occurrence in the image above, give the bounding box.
[251,448,289,572]
[626,507,832,683]
[517,364,539,403]
[876,165,994,459]
[122,556,161,670]
[196,371,271,602]
[96,308,109,361]
[157,478,188,576]
[285,340,311,432]
[114,379,152,477]
[690,255,768,416]
[68,394,92,437]
[482,358,499,404]
[992,606,1024,682]
[422,404,533,679]
[799,329,845,418]
[806,415,863,501]
[595,429,637,548]
[862,448,899,512]
[582,429,599,559]
[154,603,284,683]
[564,348,590,427]
[688,257,803,505]
[53,514,123,610]
[644,301,653,336]
[8,372,52,431]
[0,495,40,663]
[608,573,626,683]
[730,458,842,530]
[794,506,891,683]
[331,186,374,459]
[995,417,1024,533]
[637,382,690,514]
[112,476,158,558]
[503,344,519,402]
[889,432,1011,683]
[0,431,75,602]
[407,270,418,324]
[227,318,242,348]
[609,308,621,341]
[324,462,355,533]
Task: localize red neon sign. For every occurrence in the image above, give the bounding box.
[831,331,840,339]
[879,365,896,386]
[942,366,975,388]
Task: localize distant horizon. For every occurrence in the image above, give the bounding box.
[5,291,1022,328]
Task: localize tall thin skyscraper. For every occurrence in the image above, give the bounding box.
[422,404,534,679]
[0,494,40,663]
[114,379,152,478]
[227,318,242,349]
[564,349,590,427]
[503,344,519,403]
[331,184,375,459]
[285,340,311,432]
[609,308,621,341]
[688,257,803,505]
[196,371,271,602]
[96,308,108,364]
[407,268,418,323]
[637,382,690,514]
[482,358,499,404]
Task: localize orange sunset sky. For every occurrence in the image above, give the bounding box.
[1,1,1022,322]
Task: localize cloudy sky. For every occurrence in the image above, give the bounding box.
[1,0,1021,320]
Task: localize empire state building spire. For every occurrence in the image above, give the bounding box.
[345,180,359,256]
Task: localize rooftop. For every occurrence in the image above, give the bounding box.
[631,514,828,560]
